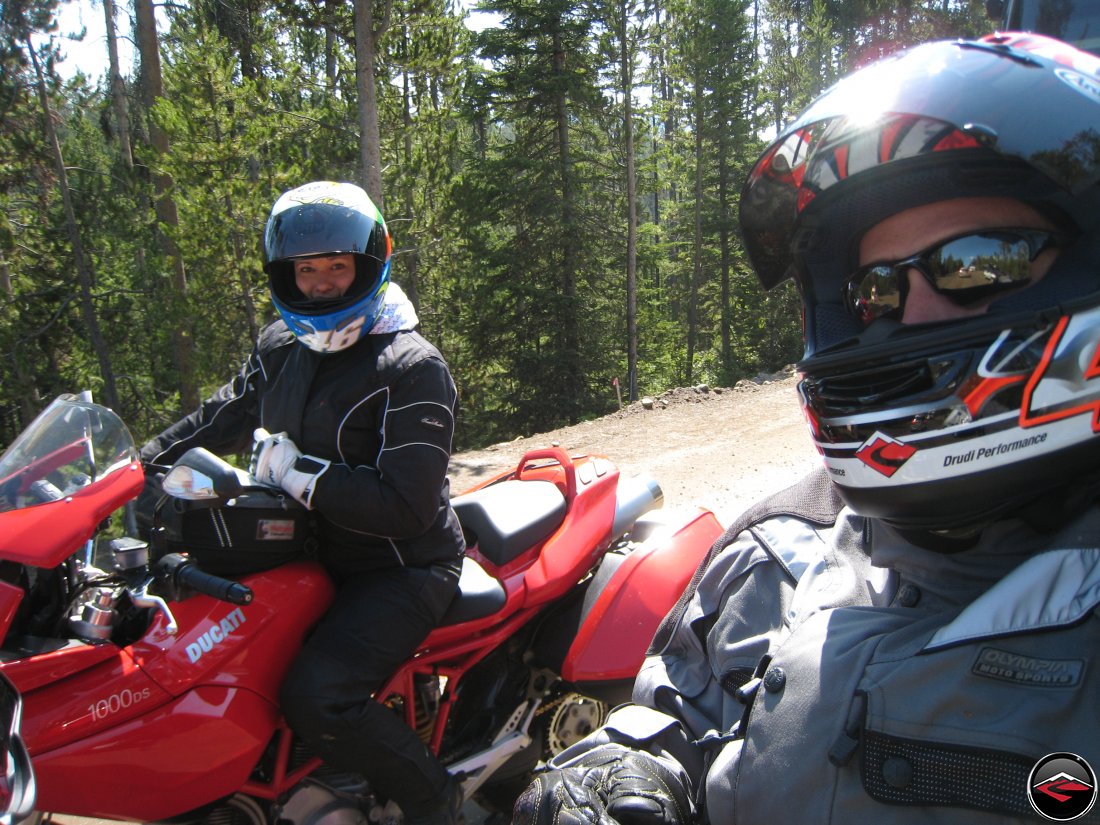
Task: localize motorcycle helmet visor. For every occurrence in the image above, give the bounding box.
[845,228,1069,324]
[265,203,386,267]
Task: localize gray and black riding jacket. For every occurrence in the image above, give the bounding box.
[549,470,1100,824]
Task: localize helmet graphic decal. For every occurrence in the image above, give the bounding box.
[960,326,1054,417]
[855,433,917,477]
[1021,315,1100,431]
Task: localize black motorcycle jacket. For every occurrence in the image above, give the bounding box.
[140,320,465,576]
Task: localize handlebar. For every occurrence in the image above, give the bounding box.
[155,553,253,606]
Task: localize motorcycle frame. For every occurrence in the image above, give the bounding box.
[242,603,554,802]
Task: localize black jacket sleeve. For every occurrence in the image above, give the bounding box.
[139,347,263,468]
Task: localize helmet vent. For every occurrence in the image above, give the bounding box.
[807,357,961,412]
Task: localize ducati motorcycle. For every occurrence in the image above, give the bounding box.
[0,394,722,824]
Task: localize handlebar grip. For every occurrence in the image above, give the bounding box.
[175,561,253,605]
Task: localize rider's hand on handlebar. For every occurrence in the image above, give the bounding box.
[512,747,693,825]
[250,429,331,510]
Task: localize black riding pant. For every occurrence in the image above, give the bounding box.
[280,561,461,815]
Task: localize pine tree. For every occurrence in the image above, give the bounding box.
[458,0,618,439]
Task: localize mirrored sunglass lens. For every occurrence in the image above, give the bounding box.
[850,266,902,322]
[848,232,1051,324]
[927,235,1034,294]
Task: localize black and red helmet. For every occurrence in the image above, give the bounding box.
[739,33,1100,532]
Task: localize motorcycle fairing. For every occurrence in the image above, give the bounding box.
[5,648,170,756]
[0,462,143,568]
[2,640,120,694]
[0,581,22,649]
[130,559,334,702]
[29,684,276,820]
[2,560,331,810]
[561,508,723,682]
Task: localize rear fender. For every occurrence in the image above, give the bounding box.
[561,508,723,683]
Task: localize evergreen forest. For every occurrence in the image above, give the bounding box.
[1,0,992,451]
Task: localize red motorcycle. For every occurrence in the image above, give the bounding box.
[0,394,722,824]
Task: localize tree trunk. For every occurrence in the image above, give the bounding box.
[400,35,421,311]
[354,0,390,208]
[0,252,10,296]
[102,0,133,168]
[687,68,704,387]
[718,141,732,384]
[27,40,120,410]
[134,0,199,411]
[325,0,338,89]
[552,22,581,425]
[620,0,639,402]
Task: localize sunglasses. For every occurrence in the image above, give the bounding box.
[845,228,1065,325]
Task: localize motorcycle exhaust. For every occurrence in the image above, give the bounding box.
[612,474,664,538]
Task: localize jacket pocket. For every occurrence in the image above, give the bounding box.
[861,728,1038,819]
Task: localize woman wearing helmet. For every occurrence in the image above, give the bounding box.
[512,34,1100,825]
[263,181,395,354]
[141,181,466,825]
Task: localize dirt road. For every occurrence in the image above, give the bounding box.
[450,371,820,526]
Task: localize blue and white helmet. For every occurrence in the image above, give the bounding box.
[263,181,392,353]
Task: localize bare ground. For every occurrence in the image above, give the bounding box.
[449,369,821,527]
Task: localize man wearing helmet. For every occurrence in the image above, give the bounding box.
[141,181,465,825]
[511,33,1100,825]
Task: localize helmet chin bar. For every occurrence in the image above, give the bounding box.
[798,297,1100,537]
[843,441,1100,538]
[273,281,389,354]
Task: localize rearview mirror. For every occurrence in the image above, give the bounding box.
[162,448,247,501]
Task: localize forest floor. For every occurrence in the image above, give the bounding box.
[449,367,820,527]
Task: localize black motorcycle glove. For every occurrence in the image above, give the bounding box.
[512,746,693,825]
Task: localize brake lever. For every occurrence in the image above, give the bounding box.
[131,579,179,635]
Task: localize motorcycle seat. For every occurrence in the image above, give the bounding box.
[440,556,507,625]
[451,479,567,566]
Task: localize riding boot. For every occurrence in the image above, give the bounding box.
[403,774,464,825]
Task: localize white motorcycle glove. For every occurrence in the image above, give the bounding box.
[250,429,331,510]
